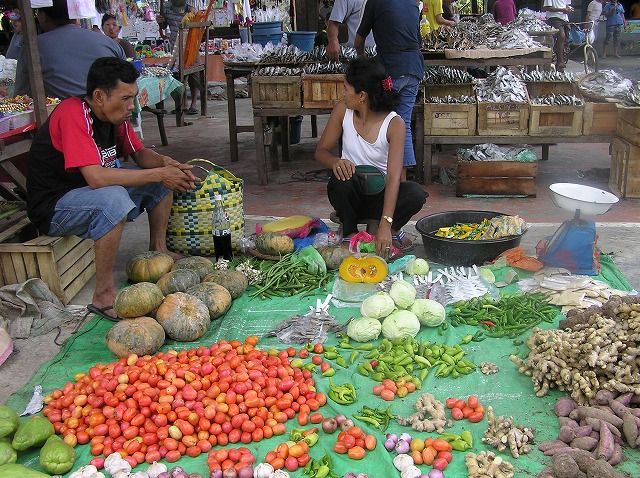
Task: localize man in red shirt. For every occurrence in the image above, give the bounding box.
[27,57,197,319]
[492,0,517,25]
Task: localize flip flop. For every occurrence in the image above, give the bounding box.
[85,304,119,322]
[392,229,416,254]
[185,107,198,115]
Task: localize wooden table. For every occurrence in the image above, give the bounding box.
[422,49,553,67]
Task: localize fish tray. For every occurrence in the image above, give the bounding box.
[424,83,476,136]
[583,101,618,136]
[456,161,537,197]
[525,81,579,97]
[302,74,345,109]
[527,82,583,136]
[250,76,302,109]
[616,105,640,147]
[610,137,640,199]
[477,101,530,136]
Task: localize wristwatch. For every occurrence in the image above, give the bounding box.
[381,215,393,225]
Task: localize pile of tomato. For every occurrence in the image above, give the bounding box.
[445,395,484,423]
[42,337,326,466]
[207,447,255,473]
[333,426,377,460]
[264,439,312,472]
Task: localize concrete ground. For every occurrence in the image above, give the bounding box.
[1,56,639,404]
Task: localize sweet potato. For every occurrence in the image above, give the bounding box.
[544,446,576,456]
[583,417,622,438]
[594,390,618,406]
[570,436,599,451]
[555,398,578,417]
[613,392,633,406]
[573,425,593,438]
[608,399,631,419]
[552,453,586,478]
[559,425,576,443]
[537,468,556,478]
[558,417,579,429]
[539,440,567,452]
[567,450,599,472]
[585,459,627,478]
[570,407,624,429]
[622,412,639,448]
[595,420,615,461]
[608,443,624,466]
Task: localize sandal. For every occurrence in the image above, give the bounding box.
[392,229,416,253]
[185,107,198,115]
[85,304,119,322]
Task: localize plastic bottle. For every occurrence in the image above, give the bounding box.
[212,194,233,260]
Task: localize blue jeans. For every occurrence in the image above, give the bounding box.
[48,183,170,241]
[391,75,421,167]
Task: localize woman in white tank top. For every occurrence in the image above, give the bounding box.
[315,58,427,258]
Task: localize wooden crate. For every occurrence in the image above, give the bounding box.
[250,76,301,109]
[477,102,530,136]
[583,102,618,136]
[616,106,640,147]
[527,82,583,136]
[456,161,538,197]
[617,105,640,128]
[302,74,344,109]
[424,83,476,136]
[0,235,95,304]
[610,137,640,199]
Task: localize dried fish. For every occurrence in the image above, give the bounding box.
[141,66,172,78]
[303,62,345,74]
[426,95,475,104]
[579,69,637,103]
[474,67,528,103]
[424,66,474,84]
[531,94,583,106]
[508,9,555,32]
[253,66,302,76]
[458,143,536,162]
[487,28,542,49]
[519,70,574,82]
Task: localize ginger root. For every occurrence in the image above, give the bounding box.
[465,451,514,478]
[396,393,449,433]
[482,406,535,458]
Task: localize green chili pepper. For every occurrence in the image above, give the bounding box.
[322,367,335,377]
[349,351,360,364]
[335,356,347,368]
[323,351,338,360]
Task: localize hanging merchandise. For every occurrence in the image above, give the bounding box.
[66,0,98,19]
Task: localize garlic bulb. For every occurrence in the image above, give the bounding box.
[253,463,275,478]
[146,463,168,478]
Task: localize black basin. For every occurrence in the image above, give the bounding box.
[415,210,525,266]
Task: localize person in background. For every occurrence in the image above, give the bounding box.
[602,0,626,57]
[319,0,333,29]
[102,14,136,58]
[543,0,574,72]
[585,0,604,44]
[630,0,640,19]
[14,0,125,98]
[423,0,456,31]
[326,0,375,60]
[442,0,454,21]
[27,58,197,320]
[156,13,169,40]
[315,58,427,256]
[5,10,22,60]
[492,0,516,25]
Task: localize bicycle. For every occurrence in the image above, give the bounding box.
[567,21,599,74]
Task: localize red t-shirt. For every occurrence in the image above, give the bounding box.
[27,97,144,232]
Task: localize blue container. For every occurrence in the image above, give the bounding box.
[253,32,283,46]
[286,31,316,52]
[132,59,143,73]
[252,21,283,35]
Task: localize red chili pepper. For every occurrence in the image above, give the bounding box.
[370,360,379,368]
[479,320,496,328]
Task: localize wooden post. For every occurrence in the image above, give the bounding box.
[18,1,48,126]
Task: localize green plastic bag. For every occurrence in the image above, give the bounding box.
[11,416,54,451]
[39,435,75,474]
[0,464,51,478]
[0,406,19,438]
[0,441,17,466]
[296,246,327,275]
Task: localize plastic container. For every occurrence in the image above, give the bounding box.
[253,32,283,46]
[252,21,283,35]
[415,210,524,266]
[286,31,316,52]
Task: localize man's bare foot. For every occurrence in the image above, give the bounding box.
[152,246,184,261]
[90,294,117,319]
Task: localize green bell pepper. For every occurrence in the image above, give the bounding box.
[0,406,19,438]
[39,435,76,474]
[0,441,17,466]
[11,416,54,451]
[0,464,51,478]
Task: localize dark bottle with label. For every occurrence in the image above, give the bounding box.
[212,194,233,260]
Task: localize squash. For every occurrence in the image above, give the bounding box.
[155,292,210,341]
[338,255,388,284]
[113,282,164,318]
[157,269,200,295]
[126,251,174,283]
[255,232,294,256]
[106,316,165,358]
[171,256,215,281]
[186,283,232,320]
[202,270,248,299]
[318,246,352,270]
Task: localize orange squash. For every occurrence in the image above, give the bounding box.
[338,255,388,283]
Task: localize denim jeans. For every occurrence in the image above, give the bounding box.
[48,183,169,241]
[391,75,421,167]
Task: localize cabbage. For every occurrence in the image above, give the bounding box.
[360,292,395,319]
[347,316,382,342]
[381,310,420,340]
[405,258,430,276]
[389,280,417,309]
[410,299,446,327]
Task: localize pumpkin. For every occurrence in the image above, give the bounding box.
[157,269,200,295]
[318,246,352,270]
[171,256,215,281]
[113,282,164,318]
[186,283,232,320]
[338,255,388,284]
[106,316,165,358]
[126,251,174,283]
[155,292,210,341]
[202,270,248,299]
[255,232,294,256]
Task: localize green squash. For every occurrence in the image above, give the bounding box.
[186,283,232,320]
[106,316,165,358]
[171,256,215,280]
[157,269,200,295]
[255,232,294,256]
[155,292,210,341]
[202,270,248,299]
[113,282,164,319]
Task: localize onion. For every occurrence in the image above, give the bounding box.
[172,473,188,478]
[157,473,171,478]
[188,474,202,478]
[428,471,444,478]
[170,468,185,478]
[209,472,223,478]
[340,419,354,430]
[384,438,396,451]
[386,433,398,443]
[395,439,411,454]
[237,466,253,478]
[335,414,347,425]
[400,433,413,443]
[222,469,237,478]
[322,417,338,434]
[356,474,369,478]
[342,474,357,478]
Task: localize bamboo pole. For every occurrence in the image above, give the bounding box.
[18,1,48,126]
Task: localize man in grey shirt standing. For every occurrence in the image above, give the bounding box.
[15,0,124,98]
[326,0,375,60]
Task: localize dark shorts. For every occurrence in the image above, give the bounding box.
[48,183,170,241]
[604,24,623,45]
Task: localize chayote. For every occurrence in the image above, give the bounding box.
[0,463,51,478]
[0,441,17,466]
[39,434,75,474]
[0,405,19,438]
[11,415,54,451]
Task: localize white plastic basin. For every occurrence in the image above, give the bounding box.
[549,183,619,216]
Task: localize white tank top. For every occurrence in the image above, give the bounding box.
[341,109,399,174]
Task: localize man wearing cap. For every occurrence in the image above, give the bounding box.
[5,10,22,60]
